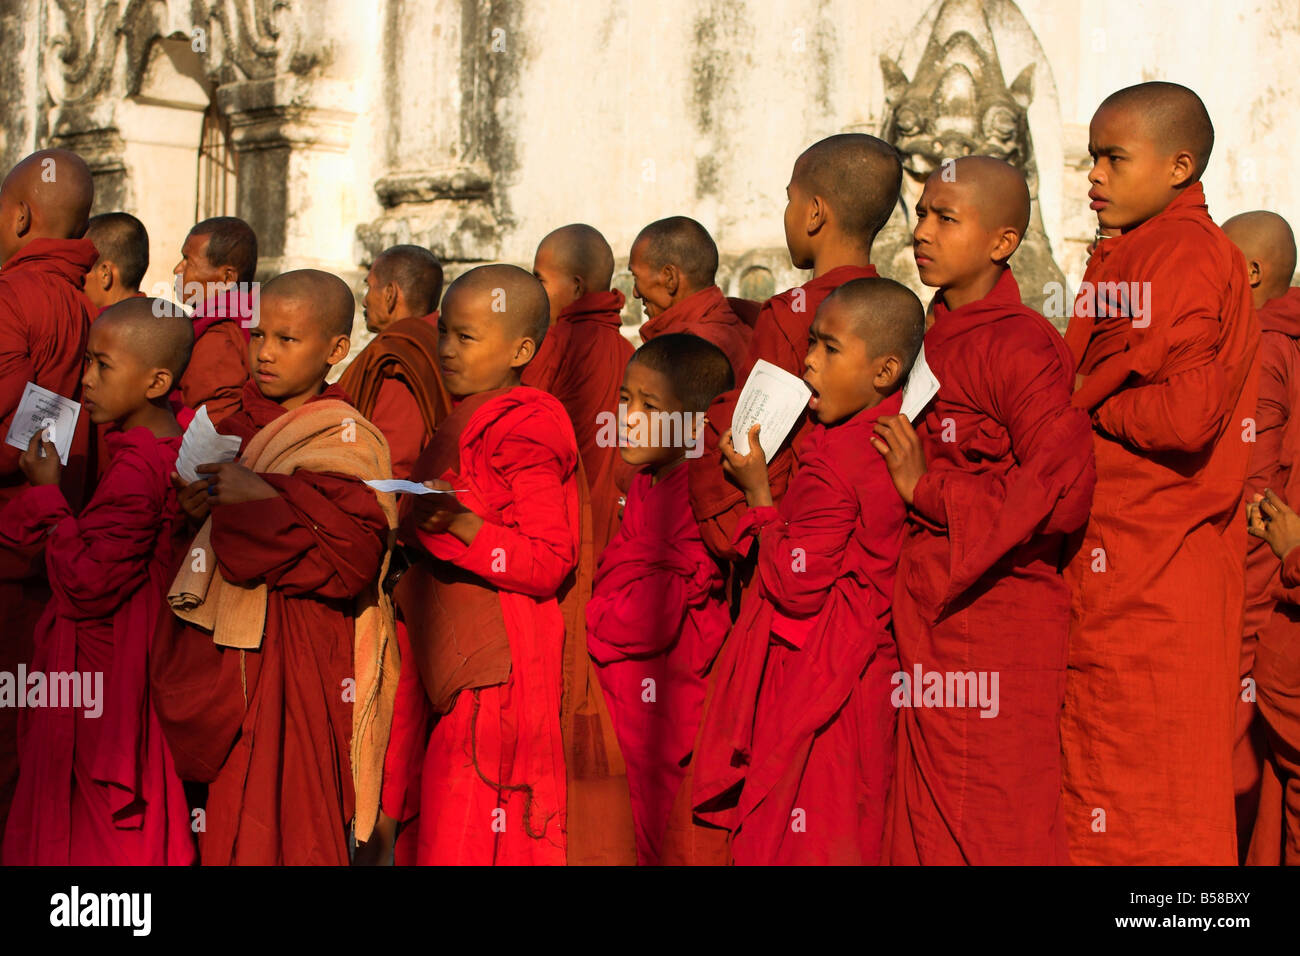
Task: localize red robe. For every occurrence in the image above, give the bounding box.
[885,269,1096,865]
[0,427,195,864]
[586,463,729,864]
[1061,182,1259,864]
[151,380,391,865]
[638,286,753,380]
[0,237,98,851]
[408,387,580,865]
[692,391,906,864]
[522,290,633,556]
[177,288,254,425]
[1238,287,1300,851]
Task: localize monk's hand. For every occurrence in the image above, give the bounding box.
[18,429,61,486]
[1074,373,1086,393]
[197,462,279,507]
[412,479,482,544]
[720,423,773,508]
[172,472,212,523]
[870,414,925,505]
[1250,489,1300,560]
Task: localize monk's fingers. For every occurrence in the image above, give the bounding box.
[1263,488,1295,517]
[745,423,766,462]
[872,421,902,453]
[422,479,453,493]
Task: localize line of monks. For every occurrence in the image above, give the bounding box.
[0,78,1298,866]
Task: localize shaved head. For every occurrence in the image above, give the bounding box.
[824,276,925,377]
[1098,82,1214,180]
[189,216,257,284]
[99,296,195,380]
[1223,210,1297,303]
[792,134,903,247]
[630,332,734,413]
[373,244,444,315]
[633,217,718,290]
[536,224,615,291]
[86,212,149,289]
[446,263,550,346]
[937,156,1031,239]
[0,149,95,262]
[261,269,356,336]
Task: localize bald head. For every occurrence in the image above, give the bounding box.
[99,296,195,381]
[936,156,1031,240]
[633,217,718,291]
[823,276,925,378]
[1223,210,1297,306]
[1098,82,1214,181]
[792,134,903,248]
[86,212,149,291]
[537,224,615,291]
[262,269,356,336]
[446,263,550,346]
[0,149,95,262]
[373,245,444,316]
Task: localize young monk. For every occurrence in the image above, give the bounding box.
[629,217,752,378]
[0,148,96,850]
[1225,211,1299,860]
[172,216,258,423]
[393,264,579,865]
[83,212,149,313]
[339,244,451,479]
[150,269,398,866]
[524,224,633,555]
[1061,81,1259,865]
[873,157,1096,865]
[691,277,922,864]
[586,333,732,865]
[0,298,196,865]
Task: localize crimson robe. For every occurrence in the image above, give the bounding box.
[151,380,391,865]
[1061,182,1259,864]
[586,463,729,864]
[692,392,906,864]
[177,288,254,425]
[1238,286,1300,853]
[0,427,195,864]
[885,269,1095,865]
[638,286,753,380]
[522,290,633,556]
[407,387,579,865]
[0,237,98,851]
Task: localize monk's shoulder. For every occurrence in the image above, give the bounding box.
[99,428,179,505]
[1124,214,1239,282]
[480,388,579,459]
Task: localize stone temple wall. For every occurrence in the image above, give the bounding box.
[2,0,1297,350]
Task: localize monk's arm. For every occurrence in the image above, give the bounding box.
[182,326,247,425]
[586,553,699,663]
[212,470,388,598]
[912,333,1095,605]
[0,304,35,476]
[1245,335,1290,500]
[688,389,750,562]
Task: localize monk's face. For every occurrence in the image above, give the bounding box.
[249,295,350,410]
[912,178,1010,293]
[532,242,580,323]
[783,169,816,270]
[628,239,675,319]
[437,286,535,396]
[81,321,169,426]
[1087,105,1188,231]
[804,298,890,424]
[361,263,392,333]
[174,232,232,307]
[618,359,691,470]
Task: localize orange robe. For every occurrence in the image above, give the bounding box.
[638,286,753,380]
[1061,182,1260,864]
[522,290,633,555]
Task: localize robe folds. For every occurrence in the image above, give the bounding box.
[337,312,451,480]
[0,427,195,865]
[177,288,254,425]
[586,463,730,865]
[637,286,753,380]
[522,290,634,556]
[150,380,393,865]
[692,391,906,865]
[1061,182,1259,865]
[0,237,98,850]
[1238,287,1300,850]
[688,265,878,563]
[885,269,1096,865]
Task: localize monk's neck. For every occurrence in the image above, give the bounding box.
[120,402,182,439]
[276,379,328,412]
[938,267,1003,312]
[811,242,873,279]
[651,455,686,486]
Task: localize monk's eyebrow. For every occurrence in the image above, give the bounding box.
[1091,144,1128,156]
[929,205,960,216]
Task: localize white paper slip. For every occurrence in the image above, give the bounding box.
[731,359,812,463]
[175,406,243,484]
[900,344,941,423]
[363,479,465,496]
[3,382,80,466]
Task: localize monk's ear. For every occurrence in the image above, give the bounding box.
[144,367,174,400]
[572,273,587,302]
[96,262,113,291]
[806,194,828,235]
[510,335,537,369]
[1169,148,1196,188]
[384,282,399,315]
[1244,258,1262,289]
[14,199,30,238]
[874,352,904,391]
[662,263,681,296]
[217,264,239,287]
[990,226,1021,264]
[325,333,351,367]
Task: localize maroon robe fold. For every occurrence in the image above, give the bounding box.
[884,269,1095,865]
[176,288,254,425]
[638,286,753,379]
[0,427,195,864]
